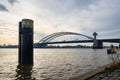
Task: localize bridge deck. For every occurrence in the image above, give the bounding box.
[43,38,120,44]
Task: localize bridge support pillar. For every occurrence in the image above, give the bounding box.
[93,32,103,49]
[93,40,103,49]
[19,19,34,65]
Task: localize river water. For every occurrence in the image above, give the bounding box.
[0,48,113,80]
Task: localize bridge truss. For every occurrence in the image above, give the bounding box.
[39,32,93,43]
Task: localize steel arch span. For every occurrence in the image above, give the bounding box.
[39,32,94,43]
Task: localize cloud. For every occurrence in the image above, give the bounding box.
[32,0,93,15]
[30,0,120,39]
[86,0,120,34]
[0,4,8,11]
[0,0,120,44]
[14,0,120,43]
[7,0,18,5]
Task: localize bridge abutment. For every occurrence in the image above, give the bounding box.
[93,32,103,49]
[93,40,103,49]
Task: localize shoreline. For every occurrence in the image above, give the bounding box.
[69,61,120,80]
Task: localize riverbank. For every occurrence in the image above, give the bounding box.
[69,61,120,80]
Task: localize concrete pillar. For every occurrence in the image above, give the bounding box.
[93,32,98,49]
[19,19,34,65]
[93,40,103,49]
[93,40,98,48]
[93,32,103,49]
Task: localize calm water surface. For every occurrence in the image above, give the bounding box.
[0,48,112,80]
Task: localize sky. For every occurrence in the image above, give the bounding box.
[0,0,120,45]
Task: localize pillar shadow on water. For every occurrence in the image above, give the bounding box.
[15,65,36,80]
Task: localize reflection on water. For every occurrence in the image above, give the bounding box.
[0,48,112,80]
[15,65,35,80]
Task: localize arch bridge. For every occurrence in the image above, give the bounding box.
[35,32,120,49]
[39,32,93,43]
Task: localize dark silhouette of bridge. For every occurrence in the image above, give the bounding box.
[35,32,120,49]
